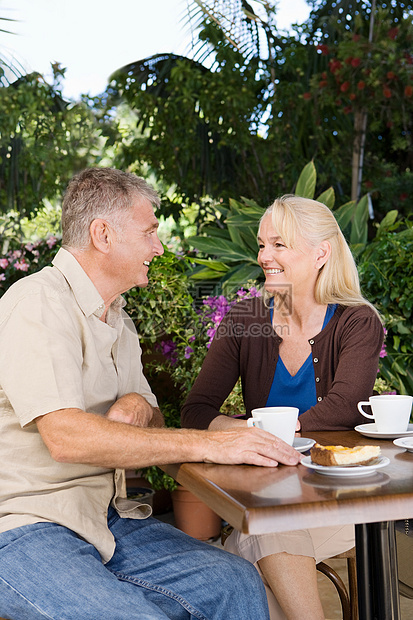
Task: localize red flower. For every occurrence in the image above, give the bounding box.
[383,88,392,98]
[340,81,350,92]
[329,59,342,74]
[388,27,399,40]
[386,71,396,80]
[352,34,361,42]
[357,81,366,90]
[319,80,328,88]
[322,72,327,80]
[303,92,312,100]
[343,106,353,114]
[316,44,330,55]
[351,58,361,68]
[349,93,357,100]
[405,85,413,97]
[345,56,353,65]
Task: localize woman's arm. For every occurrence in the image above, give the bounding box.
[299,307,384,431]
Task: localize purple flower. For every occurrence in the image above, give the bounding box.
[184,346,194,359]
[158,340,178,365]
[379,327,388,358]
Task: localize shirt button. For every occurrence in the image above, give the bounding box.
[314,357,319,363]
[315,377,320,382]
[309,339,314,345]
[317,396,323,402]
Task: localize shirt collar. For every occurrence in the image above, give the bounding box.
[52,248,125,319]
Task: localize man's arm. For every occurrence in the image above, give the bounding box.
[36,402,300,470]
[105,392,164,428]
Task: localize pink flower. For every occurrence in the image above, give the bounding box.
[14,260,29,272]
[0,258,9,269]
[0,274,5,281]
[46,236,57,248]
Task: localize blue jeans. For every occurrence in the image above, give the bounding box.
[0,508,269,619]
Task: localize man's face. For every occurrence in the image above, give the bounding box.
[110,197,164,292]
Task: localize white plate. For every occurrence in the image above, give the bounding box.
[293,438,316,453]
[354,423,413,439]
[393,437,413,452]
[300,455,390,477]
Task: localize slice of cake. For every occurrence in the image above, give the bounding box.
[310,443,381,467]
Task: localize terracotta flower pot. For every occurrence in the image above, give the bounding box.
[171,485,222,541]
[125,472,172,515]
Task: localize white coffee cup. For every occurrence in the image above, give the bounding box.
[247,406,299,445]
[357,394,413,433]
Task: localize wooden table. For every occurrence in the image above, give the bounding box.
[163,430,413,620]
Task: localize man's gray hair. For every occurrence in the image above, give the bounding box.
[61,167,160,249]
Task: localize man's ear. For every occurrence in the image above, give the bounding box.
[315,241,331,270]
[89,219,114,254]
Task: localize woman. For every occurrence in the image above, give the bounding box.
[181,195,384,620]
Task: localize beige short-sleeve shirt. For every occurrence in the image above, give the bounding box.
[0,248,158,562]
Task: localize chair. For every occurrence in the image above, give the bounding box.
[317,547,358,620]
[396,524,413,599]
[221,524,358,620]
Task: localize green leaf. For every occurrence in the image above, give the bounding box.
[220,263,263,294]
[186,236,251,262]
[316,187,335,210]
[190,258,229,272]
[189,268,225,280]
[295,161,316,199]
[350,194,369,245]
[377,210,398,234]
[333,200,357,231]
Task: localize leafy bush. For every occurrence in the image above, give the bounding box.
[358,213,413,394]
[186,161,372,295]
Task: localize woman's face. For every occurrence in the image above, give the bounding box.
[257,214,325,299]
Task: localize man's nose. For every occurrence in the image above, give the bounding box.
[154,234,164,256]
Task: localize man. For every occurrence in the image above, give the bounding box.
[0,168,299,619]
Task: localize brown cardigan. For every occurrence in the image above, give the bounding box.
[181,298,384,431]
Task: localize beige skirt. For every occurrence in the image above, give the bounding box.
[224,525,355,620]
[224,523,355,565]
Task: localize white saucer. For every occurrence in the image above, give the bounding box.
[300,455,390,477]
[293,438,316,453]
[393,437,413,452]
[354,423,413,439]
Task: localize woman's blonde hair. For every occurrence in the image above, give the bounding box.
[259,194,379,314]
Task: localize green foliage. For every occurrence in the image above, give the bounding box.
[106,49,268,209]
[124,247,199,348]
[0,69,101,218]
[186,161,371,293]
[103,1,413,215]
[358,217,413,394]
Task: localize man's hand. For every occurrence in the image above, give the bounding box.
[106,393,164,428]
[202,427,301,467]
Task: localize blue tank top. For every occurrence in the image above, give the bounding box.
[265,304,337,415]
